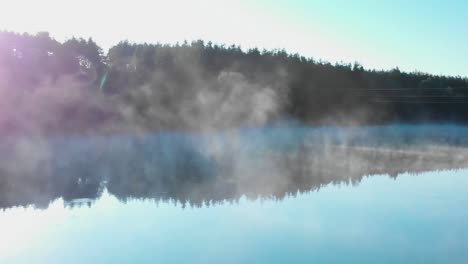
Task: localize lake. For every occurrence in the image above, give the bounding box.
[1,124,468,263]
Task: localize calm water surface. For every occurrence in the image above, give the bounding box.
[1,125,468,263]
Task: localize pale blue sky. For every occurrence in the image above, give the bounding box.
[0,0,467,76]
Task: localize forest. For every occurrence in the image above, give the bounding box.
[1,30,468,136]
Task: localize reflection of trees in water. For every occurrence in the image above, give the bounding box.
[1,126,468,209]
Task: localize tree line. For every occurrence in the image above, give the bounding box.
[1,31,468,135]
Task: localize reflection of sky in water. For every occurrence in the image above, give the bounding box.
[1,169,467,264]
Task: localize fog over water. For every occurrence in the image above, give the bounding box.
[1,124,468,209]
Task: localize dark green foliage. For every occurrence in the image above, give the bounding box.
[1,30,468,135]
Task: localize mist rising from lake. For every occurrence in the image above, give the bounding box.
[1,124,468,209]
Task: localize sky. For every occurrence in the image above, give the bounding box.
[0,0,467,76]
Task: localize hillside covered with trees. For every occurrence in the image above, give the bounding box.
[1,31,468,135]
